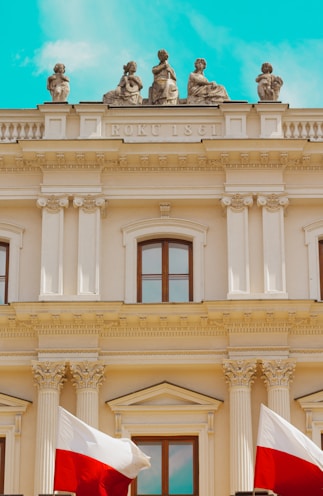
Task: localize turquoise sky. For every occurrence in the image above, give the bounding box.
[1,0,323,108]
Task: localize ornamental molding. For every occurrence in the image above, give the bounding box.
[261,359,296,388]
[1,149,323,173]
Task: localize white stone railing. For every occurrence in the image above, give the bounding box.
[0,104,323,141]
[0,110,44,141]
[283,111,323,140]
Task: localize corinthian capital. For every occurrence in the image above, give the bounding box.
[223,359,257,388]
[221,194,253,212]
[261,359,296,388]
[70,361,105,390]
[32,361,66,391]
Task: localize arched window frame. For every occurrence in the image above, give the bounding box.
[304,220,323,300]
[0,222,24,303]
[122,218,208,304]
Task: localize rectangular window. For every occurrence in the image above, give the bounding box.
[0,437,5,494]
[132,436,198,496]
[137,239,193,303]
[0,242,9,304]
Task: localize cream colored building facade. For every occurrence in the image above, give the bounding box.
[1,102,323,496]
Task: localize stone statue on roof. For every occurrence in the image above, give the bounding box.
[47,63,70,102]
[103,61,143,105]
[187,58,230,104]
[256,62,283,101]
[149,49,179,105]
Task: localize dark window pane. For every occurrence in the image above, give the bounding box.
[169,442,194,495]
[169,278,189,302]
[169,243,189,274]
[136,443,162,495]
[142,243,162,274]
[0,280,4,305]
[0,246,6,275]
[142,278,162,303]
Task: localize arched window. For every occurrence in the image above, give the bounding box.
[122,218,208,303]
[0,242,9,304]
[304,220,323,300]
[137,239,193,303]
[0,222,24,303]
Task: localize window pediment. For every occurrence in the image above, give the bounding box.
[107,381,222,411]
[0,393,31,412]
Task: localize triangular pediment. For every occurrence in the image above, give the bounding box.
[107,381,222,411]
[297,390,323,409]
[0,392,32,412]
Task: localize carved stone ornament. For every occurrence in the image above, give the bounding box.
[70,361,105,390]
[221,194,253,212]
[36,195,69,213]
[32,361,66,390]
[257,194,289,212]
[261,359,296,388]
[73,195,107,214]
[223,359,257,388]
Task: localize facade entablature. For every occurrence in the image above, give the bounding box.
[2,103,323,142]
[3,300,323,330]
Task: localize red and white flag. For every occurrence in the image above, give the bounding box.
[54,406,150,496]
[254,403,323,496]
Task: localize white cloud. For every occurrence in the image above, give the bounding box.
[32,40,105,74]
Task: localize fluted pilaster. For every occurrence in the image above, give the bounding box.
[70,361,105,428]
[32,361,66,496]
[223,359,257,494]
[261,359,296,421]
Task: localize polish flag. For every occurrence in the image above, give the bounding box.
[254,404,323,496]
[54,407,150,496]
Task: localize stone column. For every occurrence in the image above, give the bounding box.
[223,359,257,495]
[257,194,289,297]
[37,195,69,298]
[73,195,107,298]
[70,361,105,428]
[32,361,66,496]
[261,359,296,421]
[221,194,253,297]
